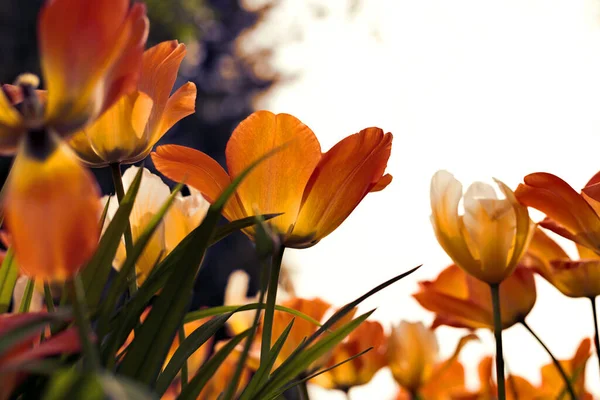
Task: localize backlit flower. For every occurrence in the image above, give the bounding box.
[387,321,475,396]
[524,227,600,298]
[69,41,196,166]
[310,320,387,392]
[515,172,600,253]
[104,166,209,285]
[152,111,392,248]
[430,170,532,284]
[0,0,149,280]
[414,263,536,330]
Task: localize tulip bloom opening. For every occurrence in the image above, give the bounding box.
[69,40,196,166]
[152,110,392,248]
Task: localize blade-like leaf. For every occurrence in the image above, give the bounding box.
[238,319,295,400]
[178,329,251,400]
[155,313,232,395]
[80,167,143,309]
[268,347,373,400]
[184,304,322,328]
[210,213,282,245]
[97,182,184,342]
[255,311,374,399]
[116,145,285,385]
[0,248,18,313]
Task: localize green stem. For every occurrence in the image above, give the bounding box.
[178,326,188,390]
[67,276,99,371]
[489,283,505,400]
[590,297,600,380]
[520,320,576,399]
[260,246,285,364]
[43,283,55,313]
[297,380,310,400]
[109,163,137,295]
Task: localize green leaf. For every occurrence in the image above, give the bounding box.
[154,313,232,395]
[210,213,282,246]
[0,248,18,313]
[116,145,285,385]
[238,319,295,400]
[269,347,373,400]
[18,278,34,313]
[96,182,184,342]
[178,329,251,400]
[184,304,322,328]
[80,167,143,309]
[255,311,374,399]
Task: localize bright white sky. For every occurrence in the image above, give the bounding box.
[242,0,600,398]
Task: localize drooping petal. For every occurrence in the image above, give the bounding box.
[152,144,246,222]
[225,111,322,236]
[429,171,480,277]
[70,91,153,166]
[3,132,101,281]
[289,127,392,247]
[516,173,600,250]
[40,0,148,134]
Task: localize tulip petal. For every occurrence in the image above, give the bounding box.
[516,173,600,249]
[225,111,322,236]
[155,82,197,144]
[40,0,148,134]
[430,171,479,275]
[0,89,24,154]
[139,41,190,138]
[290,128,392,246]
[540,338,591,397]
[524,227,570,281]
[3,133,101,281]
[152,145,245,221]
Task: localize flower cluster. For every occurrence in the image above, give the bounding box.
[0,1,599,400]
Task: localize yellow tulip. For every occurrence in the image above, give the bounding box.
[430,170,532,284]
[103,166,208,285]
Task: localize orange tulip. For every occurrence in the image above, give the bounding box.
[395,360,467,400]
[538,338,592,399]
[70,40,197,166]
[523,226,600,298]
[414,264,536,330]
[0,313,81,400]
[152,111,392,248]
[311,320,387,392]
[515,172,600,254]
[3,136,101,281]
[430,171,532,284]
[387,321,476,397]
[0,0,149,280]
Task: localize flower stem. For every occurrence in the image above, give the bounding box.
[109,163,137,295]
[489,283,505,400]
[590,297,600,379]
[260,246,285,363]
[297,381,310,400]
[67,276,99,371]
[520,320,576,399]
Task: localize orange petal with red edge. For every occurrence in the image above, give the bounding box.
[152,145,245,222]
[289,128,392,247]
[225,111,322,236]
[40,0,148,134]
[3,133,101,281]
[515,173,600,247]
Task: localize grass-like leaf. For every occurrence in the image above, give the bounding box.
[184,304,322,328]
[0,248,18,313]
[178,329,251,400]
[154,313,232,395]
[80,168,143,309]
[116,144,285,385]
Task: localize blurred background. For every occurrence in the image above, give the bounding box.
[3,0,600,398]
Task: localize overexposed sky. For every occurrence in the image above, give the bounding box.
[242,0,600,398]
